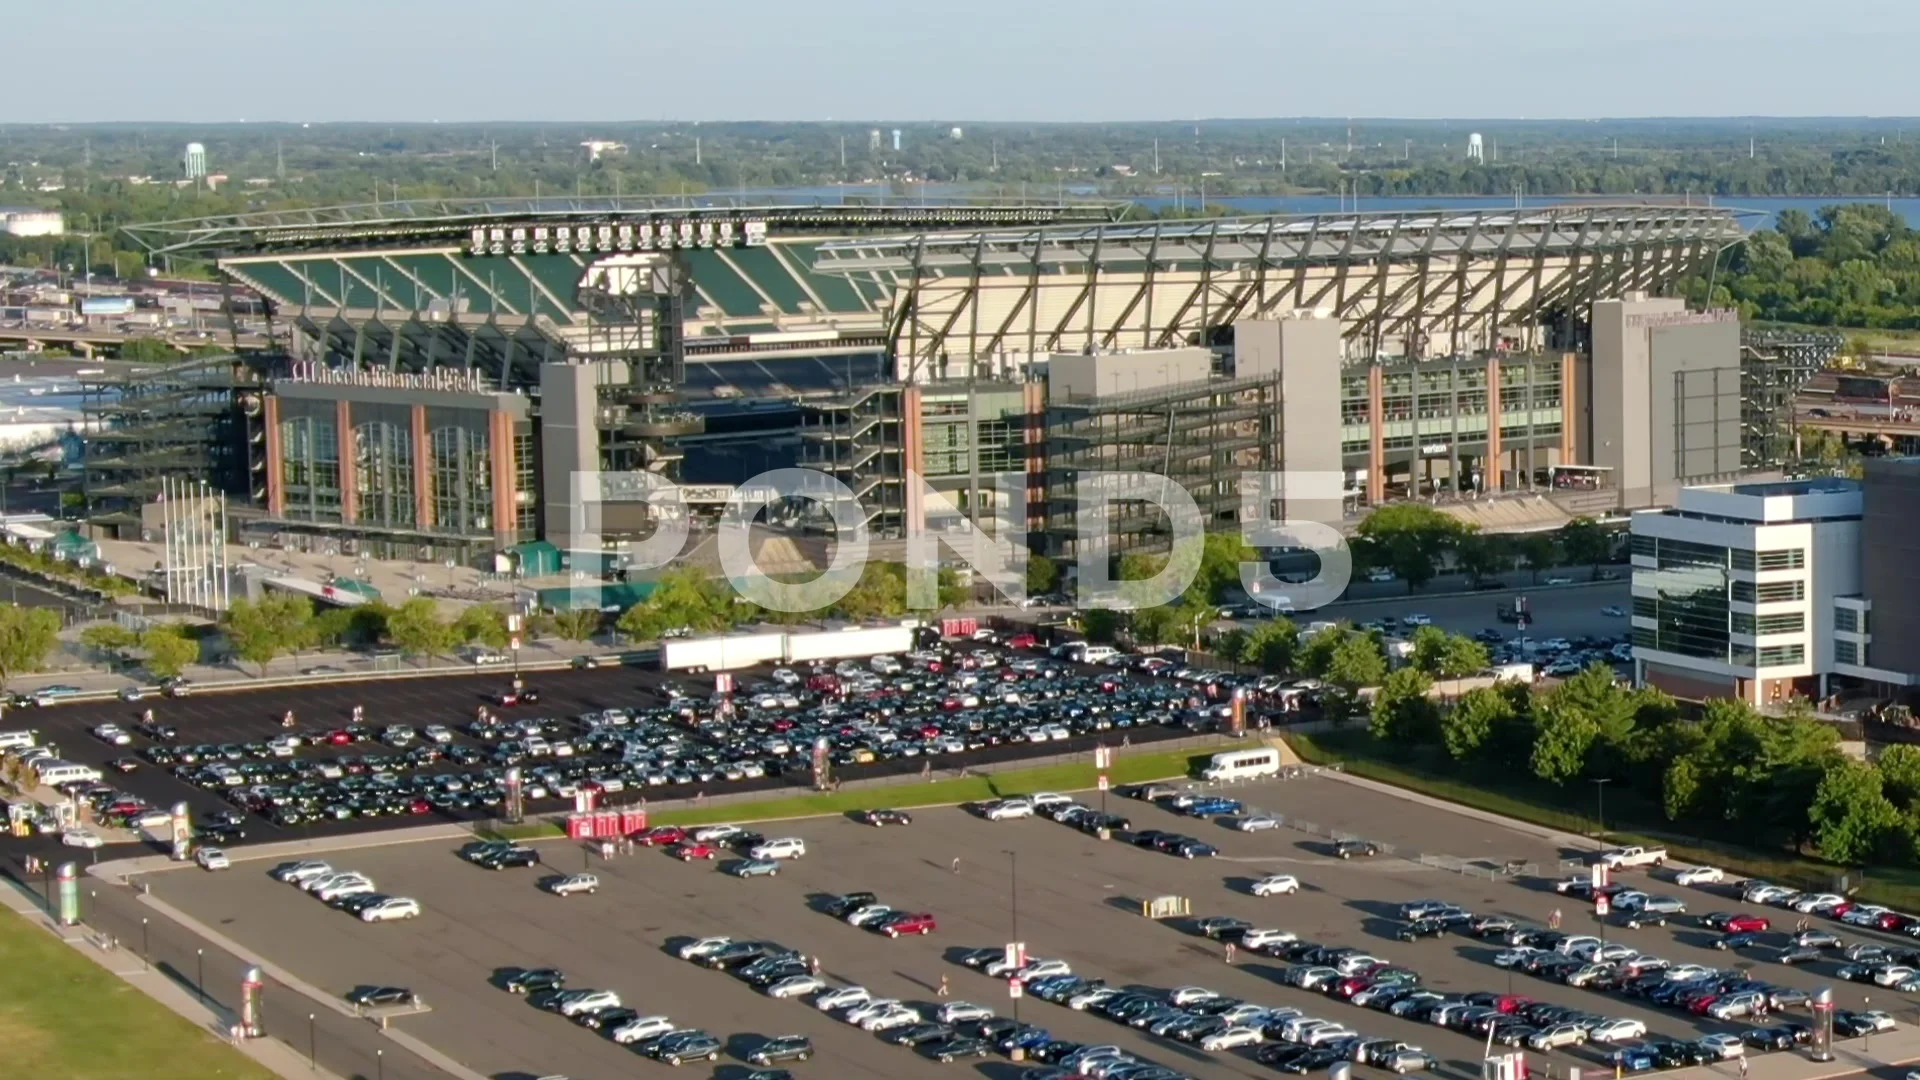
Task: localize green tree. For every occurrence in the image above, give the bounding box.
[224,596,294,675]
[1878,744,1920,811]
[1193,532,1256,604]
[0,606,61,688]
[1080,608,1123,644]
[1297,625,1350,678]
[1235,619,1299,674]
[617,569,729,641]
[1355,504,1472,591]
[1453,533,1508,585]
[548,608,602,642]
[1025,553,1060,596]
[387,596,456,660]
[1409,626,1489,678]
[1556,517,1612,574]
[1370,667,1438,744]
[1515,533,1559,583]
[80,623,139,663]
[1529,698,1599,784]
[118,336,177,363]
[1444,685,1514,761]
[1809,759,1905,865]
[451,605,511,649]
[1545,665,1639,776]
[1663,755,1703,821]
[1325,632,1387,694]
[140,623,199,678]
[832,562,909,622]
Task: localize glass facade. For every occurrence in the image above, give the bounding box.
[354,421,415,528]
[1835,607,1866,634]
[1732,579,1805,603]
[1731,611,1806,636]
[277,414,343,522]
[514,430,538,540]
[1631,536,1732,660]
[1835,639,1860,665]
[431,425,492,535]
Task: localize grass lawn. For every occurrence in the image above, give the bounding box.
[0,912,276,1080]
[487,745,1214,837]
[1288,730,1920,910]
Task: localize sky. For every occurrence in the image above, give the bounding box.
[28,0,1920,123]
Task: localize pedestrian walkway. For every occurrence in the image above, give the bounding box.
[0,873,346,1080]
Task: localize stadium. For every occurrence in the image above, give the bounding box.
[103,195,1775,572]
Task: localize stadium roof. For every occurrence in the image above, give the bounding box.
[809,203,1753,370]
[122,194,1129,257]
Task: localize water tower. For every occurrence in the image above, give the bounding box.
[1466,133,1484,163]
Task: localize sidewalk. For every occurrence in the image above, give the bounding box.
[0,872,346,1080]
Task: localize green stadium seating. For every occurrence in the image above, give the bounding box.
[518,255,587,317]
[226,260,309,306]
[680,249,766,318]
[385,254,461,307]
[724,247,809,314]
[776,243,868,313]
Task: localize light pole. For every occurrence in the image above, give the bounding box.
[1005,849,1019,1022]
[1591,778,1612,849]
[140,917,149,970]
[307,1013,316,1069]
[377,1048,384,1080]
[196,948,205,1003]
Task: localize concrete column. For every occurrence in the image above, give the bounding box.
[491,411,515,550]
[411,405,433,529]
[336,399,356,524]
[1484,358,1502,493]
[1366,363,1385,504]
[902,386,925,537]
[1560,351,1578,464]
[263,395,284,516]
[1023,382,1046,544]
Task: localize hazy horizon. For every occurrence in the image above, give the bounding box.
[24,0,1920,123]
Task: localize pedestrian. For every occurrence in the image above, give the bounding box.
[1224,942,1236,964]
[937,974,950,997]
[811,955,822,977]
[1549,908,1562,930]
[1739,1055,1749,1080]
[951,857,961,873]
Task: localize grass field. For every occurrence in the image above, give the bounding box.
[0,911,276,1080]
[1288,730,1920,910]
[485,745,1215,838]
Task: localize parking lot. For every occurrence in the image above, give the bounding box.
[136,766,1915,1080]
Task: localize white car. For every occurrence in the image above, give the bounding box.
[750,837,807,860]
[845,905,896,928]
[691,824,745,843]
[61,828,105,849]
[1792,892,1847,913]
[1843,905,1892,927]
[815,986,872,1012]
[844,998,904,1024]
[1744,883,1795,905]
[677,936,731,961]
[1014,959,1072,982]
[1167,986,1219,1007]
[359,897,421,922]
[859,1003,921,1032]
[982,798,1034,821]
[1874,966,1918,988]
[558,989,620,1017]
[92,724,132,746]
[611,1015,676,1044]
[1494,948,1541,968]
[1545,576,1574,586]
[1588,1018,1647,1043]
[1027,792,1073,811]
[1242,929,1298,951]
[937,1001,993,1024]
[1303,1024,1357,1047]
[1696,1034,1745,1060]
[767,974,826,999]
[1251,874,1301,897]
[313,875,375,901]
[1200,1026,1265,1051]
[1526,1024,1587,1051]
[195,847,230,871]
[548,873,599,897]
[1402,613,1432,626]
[275,860,333,884]
[1236,814,1284,832]
[423,725,454,744]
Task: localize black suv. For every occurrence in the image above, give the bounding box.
[478,847,538,870]
[747,1035,814,1066]
[504,967,564,994]
[1397,918,1449,942]
[824,891,879,918]
[1335,840,1381,859]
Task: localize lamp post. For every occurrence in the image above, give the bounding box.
[196,948,205,1003]
[140,917,149,970]
[1591,778,1612,849]
[1005,849,1020,1022]
[307,1013,316,1069]
[377,1048,384,1080]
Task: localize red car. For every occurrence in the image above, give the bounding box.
[1726,914,1771,933]
[668,842,719,861]
[878,912,937,937]
[1005,633,1038,650]
[495,688,540,706]
[324,730,354,745]
[635,826,688,847]
[1495,994,1532,1014]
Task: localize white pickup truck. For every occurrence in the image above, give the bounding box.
[1597,846,1668,869]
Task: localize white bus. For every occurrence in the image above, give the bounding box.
[1202,747,1283,782]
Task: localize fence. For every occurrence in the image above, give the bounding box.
[5,860,448,1080]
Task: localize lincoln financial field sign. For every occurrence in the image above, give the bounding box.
[570,468,1355,614]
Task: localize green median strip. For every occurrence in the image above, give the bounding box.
[0,912,276,1080]
[485,747,1211,837]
